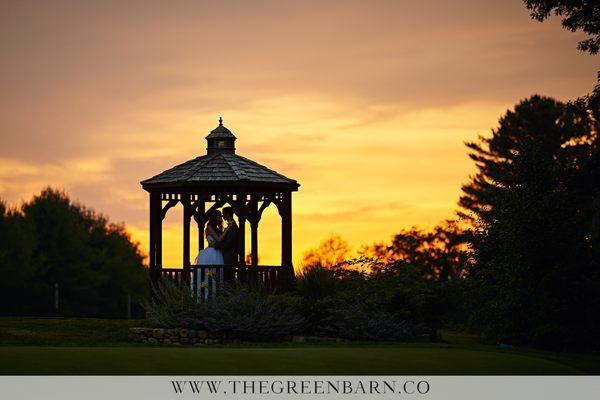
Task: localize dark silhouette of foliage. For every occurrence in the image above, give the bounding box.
[0,188,148,317]
[301,235,351,269]
[364,220,472,282]
[294,263,441,335]
[461,96,600,350]
[295,264,341,299]
[145,279,196,327]
[459,96,595,221]
[523,1,600,108]
[524,0,600,54]
[316,299,428,341]
[180,284,305,340]
[0,199,40,316]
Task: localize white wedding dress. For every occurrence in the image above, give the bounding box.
[192,233,224,301]
[195,234,224,265]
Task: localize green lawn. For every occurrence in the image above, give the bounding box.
[0,317,598,375]
[0,317,146,346]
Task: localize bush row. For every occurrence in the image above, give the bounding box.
[145,266,437,342]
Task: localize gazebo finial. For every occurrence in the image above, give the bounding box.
[206,117,236,154]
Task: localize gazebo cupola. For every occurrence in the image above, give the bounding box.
[206,117,236,154]
[141,118,300,298]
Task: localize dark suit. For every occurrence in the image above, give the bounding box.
[217,221,239,266]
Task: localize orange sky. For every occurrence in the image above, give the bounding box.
[0,1,597,268]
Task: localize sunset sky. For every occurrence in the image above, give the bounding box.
[0,1,597,268]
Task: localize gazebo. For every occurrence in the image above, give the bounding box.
[141,118,300,297]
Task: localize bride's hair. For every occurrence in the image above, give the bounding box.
[207,210,223,235]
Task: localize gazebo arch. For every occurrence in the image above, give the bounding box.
[141,118,299,294]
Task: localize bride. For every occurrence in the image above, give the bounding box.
[193,210,228,299]
[195,209,227,265]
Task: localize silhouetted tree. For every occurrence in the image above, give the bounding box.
[523,1,600,106]
[301,235,351,269]
[524,1,600,54]
[0,188,148,317]
[0,199,40,315]
[461,95,599,350]
[364,220,472,282]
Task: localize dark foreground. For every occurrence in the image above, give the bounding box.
[0,318,597,375]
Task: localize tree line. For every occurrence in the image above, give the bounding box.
[0,188,148,317]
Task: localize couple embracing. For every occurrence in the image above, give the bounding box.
[194,206,239,267]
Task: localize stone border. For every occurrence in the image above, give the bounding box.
[129,328,350,345]
[129,328,225,345]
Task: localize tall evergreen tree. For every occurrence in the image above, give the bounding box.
[461,95,599,350]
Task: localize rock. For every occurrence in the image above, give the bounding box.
[189,338,197,344]
[152,329,166,339]
[291,336,306,343]
[168,329,179,336]
[197,330,208,339]
[148,338,158,344]
[187,330,197,338]
[419,334,432,342]
[173,342,182,346]
[194,343,204,346]
[163,339,172,344]
[128,333,142,342]
[130,327,149,335]
[179,329,188,338]
[181,338,189,344]
[305,336,338,343]
[212,339,220,344]
[205,339,213,345]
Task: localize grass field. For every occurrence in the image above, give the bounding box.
[0,317,598,375]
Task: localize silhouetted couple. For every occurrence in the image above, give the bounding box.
[194,207,239,267]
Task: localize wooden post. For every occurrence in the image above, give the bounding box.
[196,200,205,253]
[156,196,163,281]
[149,193,156,284]
[281,192,294,284]
[183,195,191,285]
[239,216,246,266]
[251,201,258,267]
[149,191,162,287]
[192,199,205,300]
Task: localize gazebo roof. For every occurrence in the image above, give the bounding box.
[141,119,299,191]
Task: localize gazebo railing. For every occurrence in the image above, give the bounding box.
[161,264,283,302]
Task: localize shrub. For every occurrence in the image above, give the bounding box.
[316,300,428,341]
[145,265,438,343]
[181,284,304,341]
[295,265,339,299]
[144,280,195,328]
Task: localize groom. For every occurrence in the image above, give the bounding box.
[216,207,239,267]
